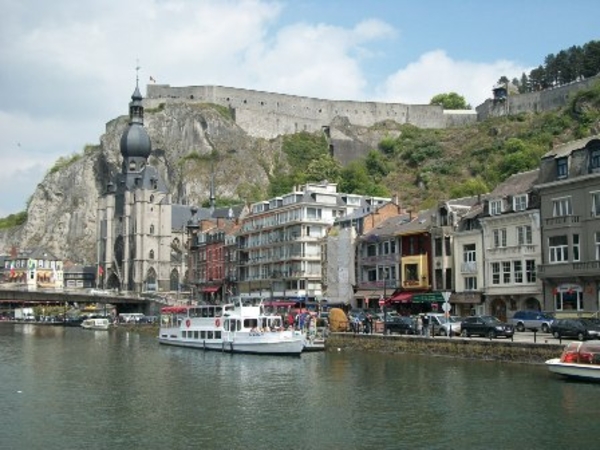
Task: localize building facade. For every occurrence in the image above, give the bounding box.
[536,135,600,314]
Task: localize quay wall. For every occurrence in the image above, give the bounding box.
[326,333,563,364]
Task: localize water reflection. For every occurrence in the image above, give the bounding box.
[0,324,598,450]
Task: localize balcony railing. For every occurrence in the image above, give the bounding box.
[545,215,580,226]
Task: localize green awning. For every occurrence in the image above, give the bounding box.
[412,292,444,303]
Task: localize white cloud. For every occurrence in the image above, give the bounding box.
[377,50,531,107]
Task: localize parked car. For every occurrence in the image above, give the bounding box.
[550,319,600,341]
[509,310,554,332]
[385,316,418,335]
[460,315,515,338]
[428,313,462,336]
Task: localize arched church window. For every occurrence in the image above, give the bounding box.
[150,224,154,234]
[149,194,154,203]
[149,250,155,260]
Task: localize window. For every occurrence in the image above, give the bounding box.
[463,244,476,262]
[517,225,532,245]
[555,289,583,311]
[306,207,322,219]
[513,261,523,283]
[513,194,528,211]
[573,234,580,262]
[366,244,377,257]
[444,236,452,256]
[489,200,503,215]
[491,262,500,285]
[464,276,477,290]
[592,192,600,217]
[591,147,600,170]
[404,264,418,282]
[556,157,568,179]
[149,250,155,260]
[549,235,568,263]
[502,261,511,284]
[435,238,442,256]
[150,224,155,234]
[493,229,507,248]
[552,197,572,217]
[596,232,600,260]
[526,260,536,283]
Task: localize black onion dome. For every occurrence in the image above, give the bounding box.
[120,84,152,158]
[120,123,151,158]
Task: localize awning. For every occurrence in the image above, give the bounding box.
[202,286,221,293]
[412,292,445,303]
[389,292,413,303]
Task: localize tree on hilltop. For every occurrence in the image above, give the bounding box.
[429,92,471,110]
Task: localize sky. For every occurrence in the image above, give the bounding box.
[1,0,599,218]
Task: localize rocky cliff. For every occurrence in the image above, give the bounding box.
[0,97,404,264]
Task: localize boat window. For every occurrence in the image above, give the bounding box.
[215,331,221,339]
[208,331,213,340]
[244,319,258,329]
[215,307,223,317]
[189,308,201,318]
[208,307,214,318]
[193,331,199,339]
[201,331,206,339]
[201,308,209,318]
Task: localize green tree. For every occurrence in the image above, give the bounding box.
[429,92,470,110]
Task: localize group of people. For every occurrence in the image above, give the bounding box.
[350,314,374,334]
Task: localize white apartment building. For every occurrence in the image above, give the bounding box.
[479,170,543,321]
[236,182,388,302]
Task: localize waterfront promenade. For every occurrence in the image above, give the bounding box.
[327,330,565,364]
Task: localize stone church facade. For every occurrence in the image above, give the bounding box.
[96,81,192,294]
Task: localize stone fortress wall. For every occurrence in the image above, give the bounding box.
[476,74,600,119]
[145,84,477,139]
[145,75,599,139]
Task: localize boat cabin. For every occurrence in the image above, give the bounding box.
[560,341,600,364]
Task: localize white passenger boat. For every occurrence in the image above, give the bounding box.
[81,317,111,330]
[158,297,305,355]
[546,341,600,381]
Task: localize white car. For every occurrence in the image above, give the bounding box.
[427,313,462,336]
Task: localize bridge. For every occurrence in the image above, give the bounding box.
[0,287,165,315]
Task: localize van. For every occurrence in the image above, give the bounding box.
[509,310,554,332]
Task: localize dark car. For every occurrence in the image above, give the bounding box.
[550,319,600,341]
[460,315,514,338]
[385,316,418,335]
[509,310,554,332]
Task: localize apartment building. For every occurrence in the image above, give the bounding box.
[236,182,388,302]
[479,170,543,321]
[536,135,600,314]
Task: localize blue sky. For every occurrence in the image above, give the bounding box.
[1,0,599,218]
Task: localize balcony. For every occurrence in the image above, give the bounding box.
[544,215,580,227]
[538,260,600,279]
[460,261,477,274]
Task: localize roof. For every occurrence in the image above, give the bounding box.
[362,213,412,240]
[542,134,600,159]
[488,169,539,198]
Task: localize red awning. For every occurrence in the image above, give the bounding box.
[389,292,413,303]
[202,286,221,293]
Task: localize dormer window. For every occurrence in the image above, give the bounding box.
[513,194,528,212]
[591,147,600,172]
[556,157,568,179]
[489,199,503,216]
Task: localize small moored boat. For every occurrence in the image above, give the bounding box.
[81,317,111,330]
[158,297,305,356]
[546,341,600,381]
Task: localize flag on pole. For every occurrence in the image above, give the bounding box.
[149,76,156,83]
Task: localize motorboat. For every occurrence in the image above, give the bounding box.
[81,317,111,330]
[158,297,305,356]
[546,341,600,381]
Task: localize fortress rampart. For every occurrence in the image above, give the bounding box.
[145,84,477,138]
[145,75,600,139]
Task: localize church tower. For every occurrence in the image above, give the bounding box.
[97,75,177,294]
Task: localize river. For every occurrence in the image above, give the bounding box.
[0,323,597,450]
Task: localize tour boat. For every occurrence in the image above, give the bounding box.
[158,297,305,355]
[80,317,111,330]
[546,341,600,381]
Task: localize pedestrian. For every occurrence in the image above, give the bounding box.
[416,314,423,335]
[422,313,430,337]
